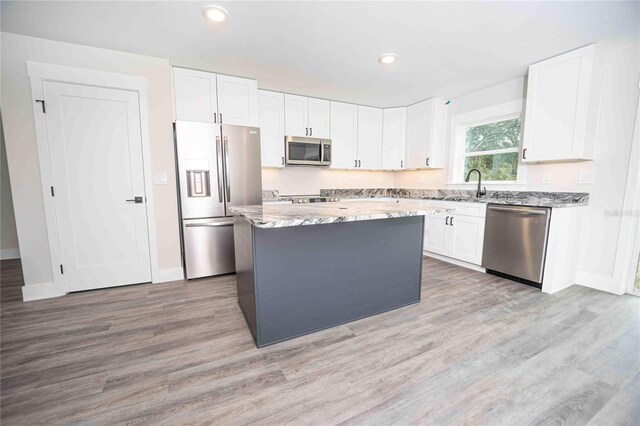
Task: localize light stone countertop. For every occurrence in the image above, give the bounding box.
[231,201,451,228]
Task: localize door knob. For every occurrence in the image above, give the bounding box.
[126,196,144,204]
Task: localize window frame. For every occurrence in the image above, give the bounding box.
[448,100,525,185]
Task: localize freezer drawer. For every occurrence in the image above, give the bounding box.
[482,204,551,285]
[183,218,235,279]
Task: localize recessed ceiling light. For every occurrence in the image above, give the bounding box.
[378,53,398,64]
[203,6,228,23]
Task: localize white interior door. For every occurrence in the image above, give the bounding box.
[43,81,151,292]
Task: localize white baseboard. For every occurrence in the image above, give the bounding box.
[1,248,20,260]
[22,281,65,301]
[423,251,486,273]
[153,267,184,283]
[576,271,625,295]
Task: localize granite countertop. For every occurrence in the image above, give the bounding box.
[317,188,589,208]
[231,201,451,228]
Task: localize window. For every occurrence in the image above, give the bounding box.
[449,100,524,184]
[463,118,521,182]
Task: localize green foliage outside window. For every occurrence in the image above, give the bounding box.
[463,118,521,182]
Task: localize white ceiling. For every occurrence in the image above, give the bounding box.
[2,1,639,107]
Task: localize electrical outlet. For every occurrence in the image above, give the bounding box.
[579,171,595,184]
[153,171,168,185]
[541,172,551,184]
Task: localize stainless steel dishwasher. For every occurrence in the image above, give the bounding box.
[482,204,551,288]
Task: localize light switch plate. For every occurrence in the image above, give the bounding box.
[154,171,168,185]
[541,172,551,184]
[579,171,595,184]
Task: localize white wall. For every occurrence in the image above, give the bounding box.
[262,168,395,195]
[0,115,20,259]
[0,32,182,290]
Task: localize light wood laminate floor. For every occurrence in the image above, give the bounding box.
[1,257,638,425]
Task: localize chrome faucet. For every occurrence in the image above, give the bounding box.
[464,168,487,198]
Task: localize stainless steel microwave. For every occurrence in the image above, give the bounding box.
[285,136,331,166]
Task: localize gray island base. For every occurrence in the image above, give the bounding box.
[231,201,448,347]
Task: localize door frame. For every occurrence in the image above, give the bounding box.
[27,61,160,295]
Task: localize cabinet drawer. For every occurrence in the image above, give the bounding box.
[446,202,486,218]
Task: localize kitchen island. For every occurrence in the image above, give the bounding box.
[231,201,448,347]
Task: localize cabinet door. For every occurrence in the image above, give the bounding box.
[522,45,601,162]
[307,98,331,138]
[216,75,258,126]
[425,98,447,168]
[173,68,218,123]
[424,214,450,255]
[330,101,358,169]
[284,94,308,136]
[382,107,407,170]
[357,106,383,170]
[448,215,485,265]
[258,90,285,168]
[405,101,429,169]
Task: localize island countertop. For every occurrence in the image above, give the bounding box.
[230,201,450,228]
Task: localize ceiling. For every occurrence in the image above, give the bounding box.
[2,1,639,108]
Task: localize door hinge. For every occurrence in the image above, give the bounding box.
[60,264,64,274]
[36,99,46,113]
[50,186,55,197]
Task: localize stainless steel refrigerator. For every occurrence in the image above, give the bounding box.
[175,121,262,279]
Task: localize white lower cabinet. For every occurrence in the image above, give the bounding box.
[423,201,486,266]
[447,215,485,265]
[424,213,449,255]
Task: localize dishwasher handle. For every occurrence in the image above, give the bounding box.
[488,205,547,215]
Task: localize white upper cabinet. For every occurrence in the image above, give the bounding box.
[307,98,331,138]
[330,101,358,169]
[405,98,447,169]
[284,94,308,136]
[522,44,605,162]
[382,107,407,170]
[357,106,383,170]
[258,90,285,168]
[173,67,258,126]
[173,68,218,123]
[284,95,330,138]
[216,74,258,126]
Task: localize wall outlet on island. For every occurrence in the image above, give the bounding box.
[579,171,595,184]
[541,172,551,184]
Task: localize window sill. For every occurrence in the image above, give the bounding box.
[447,182,527,190]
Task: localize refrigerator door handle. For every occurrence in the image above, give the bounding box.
[185,221,234,228]
[215,136,223,202]
[223,136,231,203]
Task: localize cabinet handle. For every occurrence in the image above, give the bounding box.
[310,127,313,136]
[213,113,217,123]
[445,216,449,225]
[450,216,454,226]
[358,160,361,167]
[281,156,285,166]
[219,113,222,123]
[426,158,430,167]
[401,160,403,168]
[354,159,357,167]
[305,127,309,136]
[522,148,527,160]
